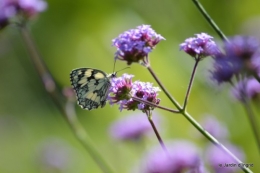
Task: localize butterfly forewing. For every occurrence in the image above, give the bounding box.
[70,68,114,110]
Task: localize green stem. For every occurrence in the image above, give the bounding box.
[146,111,168,154]
[183,59,200,111]
[146,66,253,173]
[19,23,114,173]
[191,0,228,42]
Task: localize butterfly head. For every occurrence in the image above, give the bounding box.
[108,72,117,79]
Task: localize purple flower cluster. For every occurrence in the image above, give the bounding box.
[109,112,161,141]
[142,140,203,173]
[112,25,165,65]
[0,0,47,28]
[108,73,161,112]
[211,36,260,84]
[180,33,220,59]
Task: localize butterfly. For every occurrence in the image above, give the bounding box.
[70,68,116,110]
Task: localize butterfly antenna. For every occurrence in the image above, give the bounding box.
[113,59,117,73]
[115,66,130,74]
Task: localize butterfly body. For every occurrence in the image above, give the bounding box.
[70,68,116,110]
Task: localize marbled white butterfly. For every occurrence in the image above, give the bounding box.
[70,68,116,110]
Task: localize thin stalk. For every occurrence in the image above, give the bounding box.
[192,0,228,42]
[146,111,168,154]
[131,96,179,113]
[19,23,114,173]
[146,65,253,173]
[183,59,200,110]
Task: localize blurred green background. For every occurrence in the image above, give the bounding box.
[0,0,260,172]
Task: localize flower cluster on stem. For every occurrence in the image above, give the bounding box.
[112,25,165,66]
[108,73,161,112]
[180,33,220,60]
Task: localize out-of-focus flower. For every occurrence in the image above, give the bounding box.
[108,73,161,112]
[201,115,229,140]
[206,143,244,173]
[232,77,260,102]
[210,53,237,84]
[141,140,203,173]
[211,36,260,84]
[18,0,47,17]
[35,138,75,172]
[0,0,47,29]
[180,33,220,59]
[109,112,161,141]
[112,25,165,65]
[224,36,260,73]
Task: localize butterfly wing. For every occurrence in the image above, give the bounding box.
[70,68,111,110]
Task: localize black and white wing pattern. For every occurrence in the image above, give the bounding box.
[70,68,116,110]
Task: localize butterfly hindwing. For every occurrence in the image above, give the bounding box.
[70,68,113,110]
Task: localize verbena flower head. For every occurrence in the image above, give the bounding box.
[232,77,260,102]
[180,33,220,59]
[142,140,202,173]
[108,73,161,112]
[206,143,244,173]
[0,0,47,29]
[211,36,260,84]
[109,112,161,141]
[112,25,165,65]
